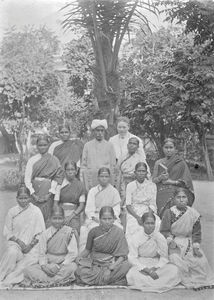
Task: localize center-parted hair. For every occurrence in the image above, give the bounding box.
[17,184,30,198]
[58,122,71,133]
[64,161,77,171]
[99,206,115,219]
[98,167,111,176]
[163,137,176,148]
[141,211,156,223]
[36,135,51,145]
[128,137,139,145]
[51,205,65,217]
[135,162,148,172]
[173,187,188,198]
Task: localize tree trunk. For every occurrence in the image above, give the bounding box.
[93,66,120,138]
[0,124,17,153]
[201,132,214,180]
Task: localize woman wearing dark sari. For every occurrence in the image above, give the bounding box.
[25,135,64,223]
[152,138,194,218]
[54,161,86,234]
[48,123,83,169]
[76,206,131,286]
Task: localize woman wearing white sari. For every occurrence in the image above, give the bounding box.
[117,137,150,204]
[126,162,160,237]
[127,211,180,293]
[79,167,122,252]
[0,185,45,286]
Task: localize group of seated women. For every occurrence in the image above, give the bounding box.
[0,118,214,292]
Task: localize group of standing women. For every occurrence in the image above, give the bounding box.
[0,116,213,292]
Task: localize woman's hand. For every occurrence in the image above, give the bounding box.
[109,263,116,271]
[92,217,99,224]
[193,247,203,257]
[169,240,177,249]
[159,173,169,182]
[9,236,17,243]
[103,268,111,283]
[75,256,81,264]
[15,239,27,251]
[140,268,150,275]
[149,269,159,280]
[22,244,33,254]
[32,193,39,203]
[41,265,54,277]
[162,179,178,186]
[41,264,60,277]
[136,216,143,226]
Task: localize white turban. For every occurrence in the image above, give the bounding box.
[91,119,108,130]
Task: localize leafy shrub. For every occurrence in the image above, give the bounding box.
[2,168,21,191]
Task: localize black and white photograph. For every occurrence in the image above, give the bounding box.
[0,0,214,299]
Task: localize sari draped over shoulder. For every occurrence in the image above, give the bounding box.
[118,151,148,201]
[59,178,85,205]
[23,225,78,288]
[126,180,160,237]
[58,178,85,234]
[0,204,45,285]
[32,153,64,184]
[53,139,83,168]
[153,154,194,217]
[127,228,180,293]
[79,185,121,253]
[30,153,64,222]
[94,185,120,213]
[76,225,130,286]
[46,226,76,263]
[160,206,214,288]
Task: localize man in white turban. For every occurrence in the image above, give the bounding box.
[80,119,116,191]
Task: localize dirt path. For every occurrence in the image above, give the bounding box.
[0,180,214,299]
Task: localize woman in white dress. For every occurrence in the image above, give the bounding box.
[126,211,180,293]
[109,116,146,163]
[126,162,160,236]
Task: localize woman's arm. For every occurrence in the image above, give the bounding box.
[79,248,90,258]
[24,157,36,195]
[63,234,78,264]
[160,209,172,239]
[109,256,125,270]
[126,205,142,224]
[85,188,96,220]
[152,160,169,184]
[192,217,202,245]
[38,232,48,266]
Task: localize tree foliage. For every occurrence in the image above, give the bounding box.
[61,0,158,125]
[120,27,214,177]
[160,0,214,54]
